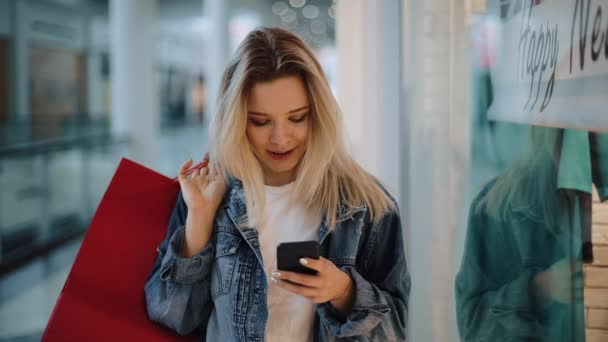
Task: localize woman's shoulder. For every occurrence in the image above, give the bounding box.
[354,176,400,215]
[340,194,400,234]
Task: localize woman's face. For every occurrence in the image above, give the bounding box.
[246,75,310,186]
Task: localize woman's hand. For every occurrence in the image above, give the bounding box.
[178,154,227,257]
[533,258,584,304]
[178,154,227,215]
[271,257,355,314]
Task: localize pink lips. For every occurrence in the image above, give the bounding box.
[268,148,294,160]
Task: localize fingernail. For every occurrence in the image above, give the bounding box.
[271,277,277,283]
[271,272,281,278]
[299,258,308,265]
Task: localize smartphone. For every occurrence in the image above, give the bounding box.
[277,240,320,275]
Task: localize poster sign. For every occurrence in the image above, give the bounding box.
[488,0,608,130]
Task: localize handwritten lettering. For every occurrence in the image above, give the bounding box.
[517,1,559,112]
[570,0,608,72]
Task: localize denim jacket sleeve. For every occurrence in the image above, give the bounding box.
[317,208,410,340]
[144,192,214,336]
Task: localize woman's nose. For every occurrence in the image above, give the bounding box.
[269,123,290,145]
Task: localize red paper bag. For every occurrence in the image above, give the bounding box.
[43,158,197,341]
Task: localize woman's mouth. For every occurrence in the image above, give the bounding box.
[268,148,294,160]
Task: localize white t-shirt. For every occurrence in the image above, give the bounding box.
[257,182,322,342]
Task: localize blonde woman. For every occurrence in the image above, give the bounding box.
[145,27,409,341]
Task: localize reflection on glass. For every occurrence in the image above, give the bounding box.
[456,127,595,341]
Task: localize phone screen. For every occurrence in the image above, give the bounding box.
[276,240,320,275]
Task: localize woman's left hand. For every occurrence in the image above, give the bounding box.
[272,257,354,314]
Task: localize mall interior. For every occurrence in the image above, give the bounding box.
[0,0,607,341]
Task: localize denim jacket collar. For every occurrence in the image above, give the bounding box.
[223,177,367,242]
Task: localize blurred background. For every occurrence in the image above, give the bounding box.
[0,0,607,341]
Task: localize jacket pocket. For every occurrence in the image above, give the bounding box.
[211,230,241,297]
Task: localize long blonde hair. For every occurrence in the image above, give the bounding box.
[209,27,396,229]
[477,126,568,230]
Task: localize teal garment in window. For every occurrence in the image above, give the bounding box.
[560,130,608,200]
[557,129,592,194]
[591,133,608,201]
[557,129,594,260]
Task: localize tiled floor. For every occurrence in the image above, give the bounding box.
[0,123,209,340]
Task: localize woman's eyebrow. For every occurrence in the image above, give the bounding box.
[286,105,310,113]
[247,106,310,116]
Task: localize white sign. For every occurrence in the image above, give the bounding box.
[488,0,608,130]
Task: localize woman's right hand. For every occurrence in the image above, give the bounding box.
[178,154,227,215]
[178,155,227,257]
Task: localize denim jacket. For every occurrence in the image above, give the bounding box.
[145,179,410,341]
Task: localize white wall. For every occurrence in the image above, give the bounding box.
[335,0,473,340]
[336,0,402,203]
[403,0,470,341]
[110,0,158,166]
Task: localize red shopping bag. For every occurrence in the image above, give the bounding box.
[43,158,197,341]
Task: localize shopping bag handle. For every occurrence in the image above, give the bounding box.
[172,159,209,183]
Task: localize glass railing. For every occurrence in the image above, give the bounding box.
[0,116,129,274]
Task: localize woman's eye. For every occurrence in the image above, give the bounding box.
[249,119,269,126]
[290,114,308,123]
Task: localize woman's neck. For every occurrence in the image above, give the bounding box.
[263,171,295,186]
